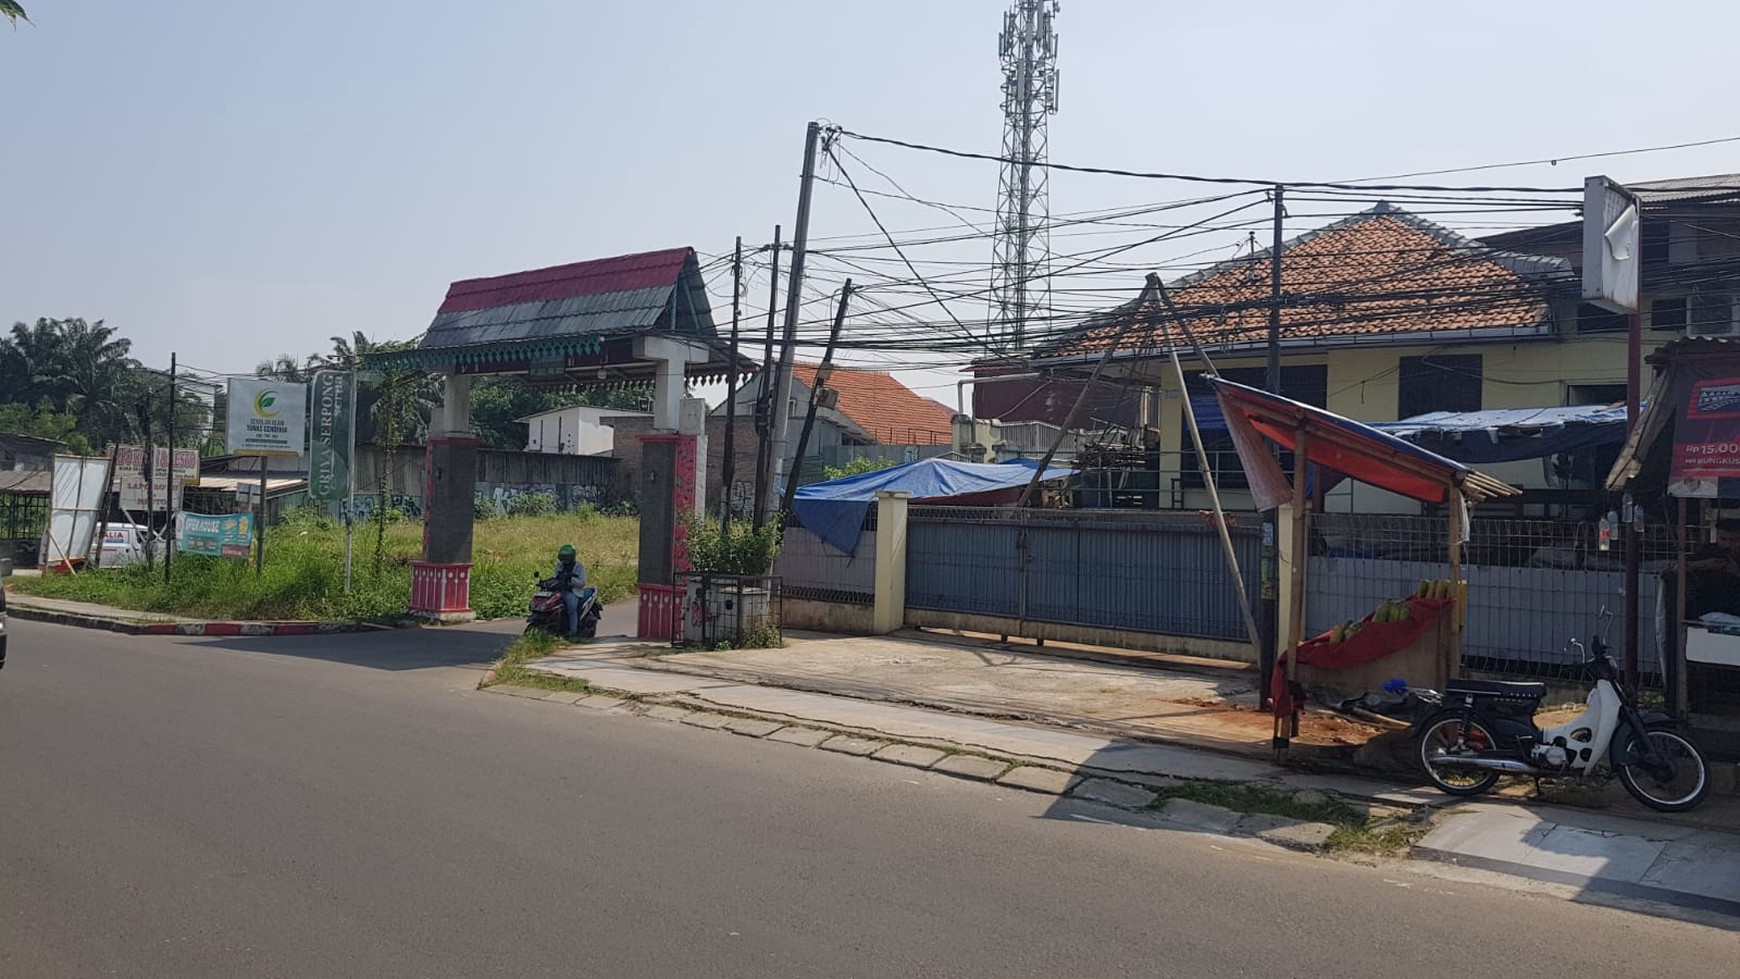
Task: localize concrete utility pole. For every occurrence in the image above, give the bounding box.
[765,122,822,520]
[1260,185,1285,707]
[752,226,781,531]
[164,352,176,583]
[722,236,743,531]
[990,0,1060,351]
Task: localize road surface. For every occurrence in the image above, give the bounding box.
[0,618,1731,978]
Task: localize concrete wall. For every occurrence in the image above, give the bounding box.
[606,415,760,514]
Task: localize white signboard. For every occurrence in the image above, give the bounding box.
[114,445,199,512]
[41,455,111,569]
[227,378,307,457]
[1582,175,1641,314]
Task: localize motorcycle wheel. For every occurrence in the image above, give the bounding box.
[1615,725,1709,813]
[1418,712,1502,797]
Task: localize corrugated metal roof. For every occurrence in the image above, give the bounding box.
[0,471,52,494]
[1630,173,1740,204]
[421,247,714,351]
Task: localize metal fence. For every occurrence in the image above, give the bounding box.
[1306,513,1674,685]
[906,507,1263,642]
[774,513,878,605]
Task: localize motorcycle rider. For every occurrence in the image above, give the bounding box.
[553,544,589,638]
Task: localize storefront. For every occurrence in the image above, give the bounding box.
[1609,338,1740,740]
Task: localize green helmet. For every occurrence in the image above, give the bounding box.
[558,544,576,560]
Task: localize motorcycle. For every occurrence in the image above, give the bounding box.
[1410,611,1710,813]
[525,572,601,639]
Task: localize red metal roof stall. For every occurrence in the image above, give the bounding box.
[366,247,750,633]
[1207,378,1519,752]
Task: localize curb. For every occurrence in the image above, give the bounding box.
[480,679,1375,854]
[7,605,377,637]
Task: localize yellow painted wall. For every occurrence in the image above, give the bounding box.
[1133,331,1671,513]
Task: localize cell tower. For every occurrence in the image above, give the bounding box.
[990,0,1060,351]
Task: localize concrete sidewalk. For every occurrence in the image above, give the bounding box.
[1417,802,1740,917]
[623,629,1386,763]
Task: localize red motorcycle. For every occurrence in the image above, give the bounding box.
[525,573,600,639]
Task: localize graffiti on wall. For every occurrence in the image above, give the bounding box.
[479,482,605,512]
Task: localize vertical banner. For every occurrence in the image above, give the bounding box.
[226,377,308,457]
[1670,376,1740,498]
[308,371,355,503]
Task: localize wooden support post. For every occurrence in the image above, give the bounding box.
[1285,426,1308,741]
[1447,485,1464,680]
[1676,497,1690,717]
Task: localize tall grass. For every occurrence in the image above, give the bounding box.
[12,511,639,622]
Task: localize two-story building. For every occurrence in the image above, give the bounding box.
[983,176,1740,515]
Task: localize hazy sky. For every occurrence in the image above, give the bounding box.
[6,0,1740,401]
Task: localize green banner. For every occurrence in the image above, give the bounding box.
[308,371,355,503]
[179,512,254,559]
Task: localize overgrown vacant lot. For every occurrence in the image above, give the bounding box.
[13,510,638,622]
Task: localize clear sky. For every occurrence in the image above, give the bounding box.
[6,0,1740,402]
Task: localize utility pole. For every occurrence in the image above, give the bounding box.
[1259,184,1285,708]
[765,122,822,521]
[139,397,155,572]
[752,226,782,531]
[721,236,743,531]
[1624,307,1643,689]
[781,282,853,517]
[164,352,177,583]
[991,0,1060,351]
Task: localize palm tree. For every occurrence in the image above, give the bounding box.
[48,319,140,441]
[254,353,317,383]
[1,2,29,27]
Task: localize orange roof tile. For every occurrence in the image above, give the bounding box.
[793,363,956,446]
[1046,203,1572,358]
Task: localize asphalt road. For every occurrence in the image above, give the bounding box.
[1,618,1732,978]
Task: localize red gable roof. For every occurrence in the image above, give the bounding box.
[437,247,693,315]
[1047,204,1572,358]
[794,363,956,446]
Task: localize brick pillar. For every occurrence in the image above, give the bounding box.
[410,374,478,623]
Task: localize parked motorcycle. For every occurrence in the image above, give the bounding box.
[525,572,600,639]
[1410,613,1709,813]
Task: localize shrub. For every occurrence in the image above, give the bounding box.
[474,497,504,521]
[684,517,782,575]
[506,492,558,517]
[600,499,639,517]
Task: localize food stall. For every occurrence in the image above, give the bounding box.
[1608,338,1740,739]
[1206,378,1520,754]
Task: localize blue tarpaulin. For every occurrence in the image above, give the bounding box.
[1372,404,1630,464]
[791,458,1077,555]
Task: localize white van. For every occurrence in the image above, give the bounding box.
[92,524,159,569]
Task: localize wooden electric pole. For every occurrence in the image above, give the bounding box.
[781,281,852,518]
[722,237,743,531]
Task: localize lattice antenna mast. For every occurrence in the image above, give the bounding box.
[991,0,1060,352]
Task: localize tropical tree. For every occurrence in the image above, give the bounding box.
[255,353,318,383]
[0,318,142,447]
[1,3,29,27]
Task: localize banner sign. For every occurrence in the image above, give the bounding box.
[227,378,307,457]
[113,445,200,512]
[178,512,254,559]
[308,371,355,503]
[1670,376,1740,496]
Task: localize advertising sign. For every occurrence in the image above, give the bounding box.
[113,445,200,512]
[227,377,307,457]
[308,371,355,503]
[1670,376,1740,497]
[178,512,254,559]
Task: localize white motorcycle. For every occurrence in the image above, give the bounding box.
[1411,614,1710,813]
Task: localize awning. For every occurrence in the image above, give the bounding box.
[1373,404,1629,464]
[1207,377,1517,509]
[793,458,1077,555]
[1609,338,1740,499]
